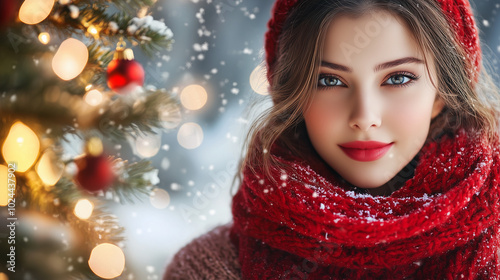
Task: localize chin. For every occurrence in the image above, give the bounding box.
[335,161,405,190]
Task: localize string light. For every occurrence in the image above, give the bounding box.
[88,243,125,279]
[74,199,94,219]
[19,0,55,25]
[52,38,89,81]
[177,122,204,149]
[86,137,103,156]
[87,25,99,37]
[2,122,40,173]
[35,150,64,186]
[38,32,50,45]
[180,84,208,110]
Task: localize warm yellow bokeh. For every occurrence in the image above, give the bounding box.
[0,165,10,207]
[36,149,64,186]
[38,32,50,44]
[74,199,94,220]
[19,0,55,25]
[0,272,9,280]
[2,122,40,172]
[88,243,125,279]
[87,25,99,36]
[180,84,208,110]
[52,38,89,81]
[86,137,103,156]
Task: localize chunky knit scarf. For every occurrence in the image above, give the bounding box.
[231,131,500,279]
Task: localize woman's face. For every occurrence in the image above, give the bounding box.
[303,10,444,189]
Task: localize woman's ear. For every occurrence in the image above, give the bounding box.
[431,96,445,119]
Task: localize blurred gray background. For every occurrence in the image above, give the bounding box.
[109,1,500,279]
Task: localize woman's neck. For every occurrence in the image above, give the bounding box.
[356,156,419,197]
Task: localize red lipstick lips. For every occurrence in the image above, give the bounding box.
[339,141,393,162]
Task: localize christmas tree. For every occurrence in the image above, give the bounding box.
[0,0,178,279]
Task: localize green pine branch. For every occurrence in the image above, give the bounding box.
[47,2,173,56]
[76,0,158,15]
[0,88,180,144]
[91,89,180,141]
[112,158,156,203]
[0,0,177,277]
[14,175,127,279]
[9,157,160,278]
[16,174,125,244]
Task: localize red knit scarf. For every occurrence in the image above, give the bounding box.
[231,131,500,279]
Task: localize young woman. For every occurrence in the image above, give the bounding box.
[164,0,500,279]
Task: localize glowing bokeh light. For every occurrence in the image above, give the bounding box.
[135,132,162,158]
[52,38,89,81]
[180,84,208,110]
[149,188,170,209]
[84,89,104,106]
[177,122,203,149]
[86,137,104,156]
[2,122,40,172]
[87,25,99,36]
[35,150,64,186]
[250,63,269,95]
[38,32,50,44]
[88,243,125,279]
[74,199,94,220]
[19,0,55,25]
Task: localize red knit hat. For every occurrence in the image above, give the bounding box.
[264,0,481,83]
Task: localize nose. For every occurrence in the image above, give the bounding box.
[348,91,382,131]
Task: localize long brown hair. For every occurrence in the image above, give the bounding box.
[241,0,500,180]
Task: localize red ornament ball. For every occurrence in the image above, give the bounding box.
[75,154,115,192]
[107,58,145,93]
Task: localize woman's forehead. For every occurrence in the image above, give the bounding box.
[321,10,429,70]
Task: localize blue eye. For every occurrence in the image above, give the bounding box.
[384,72,419,87]
[386,75,410,85]
[318,75,344,87]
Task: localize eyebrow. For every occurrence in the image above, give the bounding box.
[320,57,425,73]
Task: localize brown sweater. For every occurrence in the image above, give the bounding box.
[163,224,241,280]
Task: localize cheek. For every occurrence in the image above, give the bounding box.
[390,106,429,129]
[305,109,329,130]
[304,98,345,135]
[386,96,436,148]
